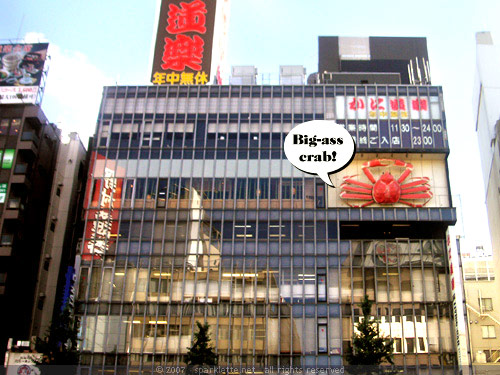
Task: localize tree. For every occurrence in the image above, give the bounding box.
[346,295,394,367]
[186,321,217,367]
[35,307,80,366]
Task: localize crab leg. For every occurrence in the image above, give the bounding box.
[339,185,372,194]
[362,159,390,183]
[400,177,430,189]
[401,186,431,193]
[399,200,431,207]
[400,192,433,199]
[343,200,375,208]
[342,176,374,189]
[395,161,414,183]
[339,192,373,200]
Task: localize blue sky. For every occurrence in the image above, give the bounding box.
[1,0,499,248]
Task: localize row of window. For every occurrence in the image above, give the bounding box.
[104,85,441,99]
[103,131,286,148]
[90,177,325,209]
[78,261,450,305]
[0,118,21,136]
[101,148,290,160]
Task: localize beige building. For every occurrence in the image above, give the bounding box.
[469,31,500,369]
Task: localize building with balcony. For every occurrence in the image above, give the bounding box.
[0,105,60,357]
[468,31,500,368]
[76,36,459,373]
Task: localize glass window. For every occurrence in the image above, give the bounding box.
[0,119,9,136]
[270,179,279,199]
[9,119,20,136]
[292,179,303,199]
[482,325,496,338]
[481,298,493,312]
[394,338,402,353]
[236,179,246,199]
[130,132,140,147]
[316,183,325,208]
[168,178,180,199]
[142,132,151,147]
[317,273,326,302]
[282,179,292,199]
[247,178,258,199]
[318,324,328,353]
[146,178,157,200]
[405,337,415,353]
[157,179,168,207]
[109,133,120,147]
[152,132,162,147]
[135,178,146,199]
[213,179,225,199]
[258,179,269,199]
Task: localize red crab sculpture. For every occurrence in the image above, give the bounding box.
[340,159,432,207]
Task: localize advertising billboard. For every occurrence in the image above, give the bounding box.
[0,43,48,104]
[151,0,217,85]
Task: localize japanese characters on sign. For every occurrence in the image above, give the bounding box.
[0,43,48,104]
[151,0,216,85]
[0,183,6,203]
[336,94,446,151]
[1,149,15,169]
[84,167,122,259]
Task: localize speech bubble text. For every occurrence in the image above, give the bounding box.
[284,120,356,186]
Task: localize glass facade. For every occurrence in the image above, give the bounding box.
[76,85,457,373]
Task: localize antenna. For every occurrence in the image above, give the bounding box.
[16,14,25,40]
[407,63,413,85]
[409,60,415,85]
[415,58,422,85]
[426,59,432,84]
[422,57,430,84]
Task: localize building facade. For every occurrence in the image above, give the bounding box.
[29,132,88,340]
[468,31,500,368]
[0,105,61,357]
[77,71,458,373]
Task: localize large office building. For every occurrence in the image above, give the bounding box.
[76,36,459,373]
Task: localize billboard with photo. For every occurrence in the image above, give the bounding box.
[151,0,217,85]
[0,43,48,104]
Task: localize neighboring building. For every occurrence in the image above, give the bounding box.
[0,105,61,358]
[29,132,88,340]
[468,31,500,367]
[76,36,458,373]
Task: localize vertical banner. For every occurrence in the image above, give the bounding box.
[151,0,217,85]
[0,183,6,203]
[446,226,470,375]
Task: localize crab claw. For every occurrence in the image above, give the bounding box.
[362,159,390,168]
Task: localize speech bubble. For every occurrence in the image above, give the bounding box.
[284,120,356,187]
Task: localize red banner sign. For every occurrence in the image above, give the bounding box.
[151,0,216,85]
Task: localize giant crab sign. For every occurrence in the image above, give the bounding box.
[339,159,432,207]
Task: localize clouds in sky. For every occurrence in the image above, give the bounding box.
[24,32,113,145]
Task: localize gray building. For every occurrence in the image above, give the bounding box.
[30,132,88,340]
[76,37,458,373]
